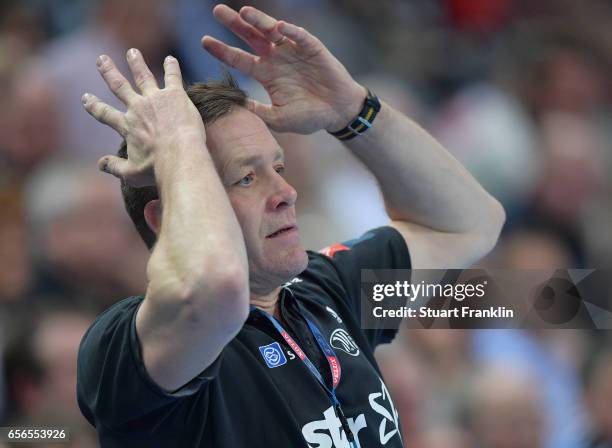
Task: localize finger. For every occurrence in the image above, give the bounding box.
[163,55,183,89]
[212,4,271,55]
[277,21,320,53]
[126,48,159,95]
[239,6,283,44]
[98,154,148,184]
[81,93,127,135]
[97,155,130,178]
[96,54,138,105]
[246,99,281,129]
[98,155,153,187]
[202,36,258,75]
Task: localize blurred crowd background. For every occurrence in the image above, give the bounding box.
[0,0,611,447]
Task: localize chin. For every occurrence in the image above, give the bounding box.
[266,246,309,286]
[249,245,310,293]
[279,246,309,279]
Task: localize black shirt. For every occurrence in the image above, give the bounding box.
[77,226,411,447]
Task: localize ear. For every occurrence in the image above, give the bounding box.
[143,199,162,236]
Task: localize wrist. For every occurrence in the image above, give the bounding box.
[327,87,381,140]
[326,84,368,133]
[155,126,206,151]
[154,133,211,180]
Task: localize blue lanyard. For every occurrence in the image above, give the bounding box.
[250,287,358,447]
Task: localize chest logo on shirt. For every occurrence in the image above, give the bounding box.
[369,378,402,445]
[258,342,287,368]
[329,329,360,357]
[301,378,402,447]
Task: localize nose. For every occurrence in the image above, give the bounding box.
[266,172,298,211]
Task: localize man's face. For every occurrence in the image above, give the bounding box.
[206,107,308,294]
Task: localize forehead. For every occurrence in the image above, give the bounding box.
[205,107,282,172]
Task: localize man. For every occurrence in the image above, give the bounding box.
[23,159,147,304]
[77,4,504,447]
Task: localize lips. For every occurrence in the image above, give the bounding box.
[266,225,297,238]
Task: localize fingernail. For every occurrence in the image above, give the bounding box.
[96,55,108,67]
[165,55,175,63]
[127,48,138,59]
[81,93,89,105]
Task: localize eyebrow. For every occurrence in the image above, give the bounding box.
[224,147,285,177]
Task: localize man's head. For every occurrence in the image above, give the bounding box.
[119,74,308,293]
[24,157,147,299]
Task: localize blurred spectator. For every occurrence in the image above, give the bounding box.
[405,329,474,428]
[376,328,478,447]
[472,224,589,447]
[2,303,97,446]
[16,0,180,164]
[23,157,148,307]
[0,31,45,175]
[471,327,589,448]
[0,188,29,303]
[0,0,47,51]
[419,424,473,448]
[521,33,607,117]
[495,225,574,269]
[583,350,612,447]
[433,22,611,264]
[0,72,58,176]
[32,0,95,37]
[376,340,430,445]
[463,365,546,448]
[472,223,589,447]
[515,25,610,265]
[432,83,541,221]
[533,111,604,227]
[175,0,250,85]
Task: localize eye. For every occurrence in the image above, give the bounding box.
[236,173,254,186]
[275,165,285,175]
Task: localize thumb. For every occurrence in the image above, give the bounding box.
[98,155,155,187]
[97,155,133,179]
[246,99,281,130]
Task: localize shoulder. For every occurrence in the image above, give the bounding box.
[295,226,411,295]
[76,296,146,425]
[80,296,144,347]
[315,226,411,272]
[77,295,145,381]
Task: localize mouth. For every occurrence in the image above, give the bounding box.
[266,225,298,238]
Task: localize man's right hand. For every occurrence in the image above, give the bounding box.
[81,48,205,187]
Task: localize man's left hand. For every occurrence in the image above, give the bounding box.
[203,4,367,134]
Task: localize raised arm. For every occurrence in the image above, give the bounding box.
[82,49,249,392]
[340,102,506,269]
[203,4,504,268]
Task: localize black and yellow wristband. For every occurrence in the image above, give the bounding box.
[328,89,381,141]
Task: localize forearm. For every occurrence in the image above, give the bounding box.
[138,135,249,391]
[148,134,249,302]
[342,101,503,233]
